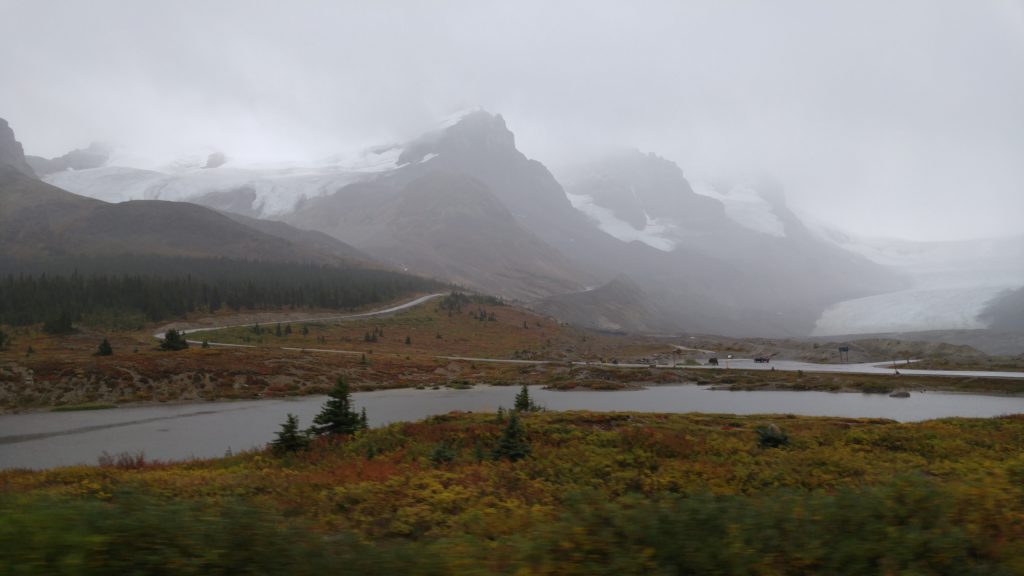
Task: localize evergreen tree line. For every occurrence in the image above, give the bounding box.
[0,256,442,328]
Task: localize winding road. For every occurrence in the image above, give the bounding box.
[154,293,1024,381]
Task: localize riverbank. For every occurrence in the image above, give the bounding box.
[5,352,1024,415]
[3,293,1023,414]
[680,367,1024,395]
[7,383,1024,469]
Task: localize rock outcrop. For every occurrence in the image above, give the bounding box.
[0,118,37,178]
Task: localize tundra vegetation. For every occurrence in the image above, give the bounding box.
[4,410,1024,574]
[2,294,1024,412]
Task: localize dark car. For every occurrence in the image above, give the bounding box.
[754,356,771,363]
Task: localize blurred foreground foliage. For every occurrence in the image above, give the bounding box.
[5,410,1024,574]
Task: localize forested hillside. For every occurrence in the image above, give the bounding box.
[0,255,442,329]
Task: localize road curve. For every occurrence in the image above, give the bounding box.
[153,293,446,344]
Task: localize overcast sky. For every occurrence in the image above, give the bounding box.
[2,0,1022,241]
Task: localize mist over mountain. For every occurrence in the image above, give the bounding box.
[26,142,112,176]
[0,118,375,269]
[812,232,1024,336]
[981,287,1024,333]
[288,170,585,299]
[547,147,905,335]
[16,108,1022,337]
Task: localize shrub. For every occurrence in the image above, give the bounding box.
[757,423,789,448]
[160,329,189,351]
[95,337,113,356]
[429,440,458,466]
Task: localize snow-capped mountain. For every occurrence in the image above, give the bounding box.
[35,110,904,336]
[0,117,375,268]
[40,146,409,218]
[35,110,482,219]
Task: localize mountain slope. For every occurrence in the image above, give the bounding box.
[980,287,1024,333]
[0,119,377,268]
[547,150,905,336]
[30,111,905,336]
[0,165,371,266]
[289,171,583,299]
[536,275,671,333]
[0,118,36,178]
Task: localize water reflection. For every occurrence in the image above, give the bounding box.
[3,384,1024,469]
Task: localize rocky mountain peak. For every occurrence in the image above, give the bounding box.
[399,110,517,165]
[0,118,37,179]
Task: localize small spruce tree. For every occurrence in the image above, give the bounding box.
[514,383,541,412]
[311,377,363,437]
[160,329,189,351]
[271,413,309,455]
[95,337,113,356]
[493,410,530,461]
[430,440,457,466]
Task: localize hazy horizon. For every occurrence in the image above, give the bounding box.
[2,0,1022,241]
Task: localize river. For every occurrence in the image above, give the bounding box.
[3,384,1024,470]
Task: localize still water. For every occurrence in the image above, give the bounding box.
[3,384,1024,469]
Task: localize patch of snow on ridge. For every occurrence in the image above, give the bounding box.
[319,144,403,173]
[566,192,677,251]
[44,165,367,217]
[433,106,486,131]
[691,182,785,237]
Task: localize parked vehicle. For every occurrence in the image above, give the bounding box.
[754,356,771,363]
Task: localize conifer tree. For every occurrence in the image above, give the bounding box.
[514,383,541,412]
[160,329,189,351]
[493,410,530,461]
[271,413,309,455]
[311,377,363,436]
[95,337,113,356]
